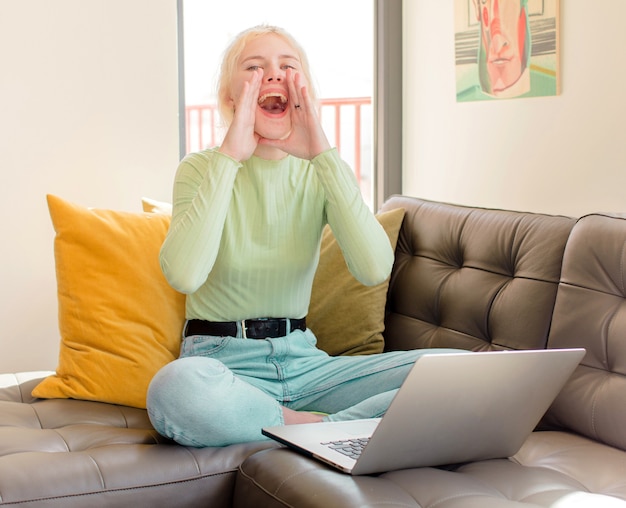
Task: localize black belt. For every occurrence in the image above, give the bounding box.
[184,317,306,339]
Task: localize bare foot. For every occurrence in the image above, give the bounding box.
[282,407,325,425]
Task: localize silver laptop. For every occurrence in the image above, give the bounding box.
[262,348,585,475]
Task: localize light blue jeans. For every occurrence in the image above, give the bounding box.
[147,328,456,447]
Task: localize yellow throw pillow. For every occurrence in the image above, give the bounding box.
[141,196,173,215]
[308,208,405,356]
[32,195,185,408]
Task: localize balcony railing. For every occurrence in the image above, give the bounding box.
[185,97,373,205]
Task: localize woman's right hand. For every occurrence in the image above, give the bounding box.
[218,68,263,162]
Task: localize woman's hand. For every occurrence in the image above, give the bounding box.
[218,69,263,162]
[259,69,331,160]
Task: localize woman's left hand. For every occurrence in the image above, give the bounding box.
[258,69,331,160]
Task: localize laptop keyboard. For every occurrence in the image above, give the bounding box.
[322,437,370,460]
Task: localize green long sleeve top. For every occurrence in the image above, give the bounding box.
[160,147,393,322]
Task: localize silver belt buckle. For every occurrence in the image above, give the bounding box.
[241,319,248,339]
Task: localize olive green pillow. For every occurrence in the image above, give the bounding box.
[308,208,405,356]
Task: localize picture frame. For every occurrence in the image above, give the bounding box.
[455,0,560,102]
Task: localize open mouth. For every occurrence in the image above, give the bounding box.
[258,92,288,114]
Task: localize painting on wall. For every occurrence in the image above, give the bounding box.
[455,0,560,102]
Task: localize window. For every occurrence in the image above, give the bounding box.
[177,0,401,210]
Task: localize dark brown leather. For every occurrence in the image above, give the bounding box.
[381,196,576,352]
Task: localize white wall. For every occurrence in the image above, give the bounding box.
[403,0,626,217]
[0,0,180,372]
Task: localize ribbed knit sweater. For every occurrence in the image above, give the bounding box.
[160,148,393,321]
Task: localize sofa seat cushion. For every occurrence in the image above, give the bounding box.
[512,431,626,500]
[234,431,626,508]
[0,373,275,507]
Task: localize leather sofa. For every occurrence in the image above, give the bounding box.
[2,195,625,507]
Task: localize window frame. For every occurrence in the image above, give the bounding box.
[374,0,402,210]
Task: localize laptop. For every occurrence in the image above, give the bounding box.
[262,348,585,475]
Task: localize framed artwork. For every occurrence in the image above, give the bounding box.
[455,0,560,102]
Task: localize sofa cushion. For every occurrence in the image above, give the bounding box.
[235,431,626,508]
[32,196,186,409]
[380,196,576,352]
[308,207,405,355]
[513,431,626,499]
[1,372,276,508]
[544,213,626,451]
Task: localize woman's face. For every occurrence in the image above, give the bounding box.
[229,33,306,140]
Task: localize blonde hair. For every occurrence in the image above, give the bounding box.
[216,25,317,126]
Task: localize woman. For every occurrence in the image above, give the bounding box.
[147,25,451,447]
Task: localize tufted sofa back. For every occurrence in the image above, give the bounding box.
[381,196,576,352]
[381,196,626,452]
[543,213,626,451]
